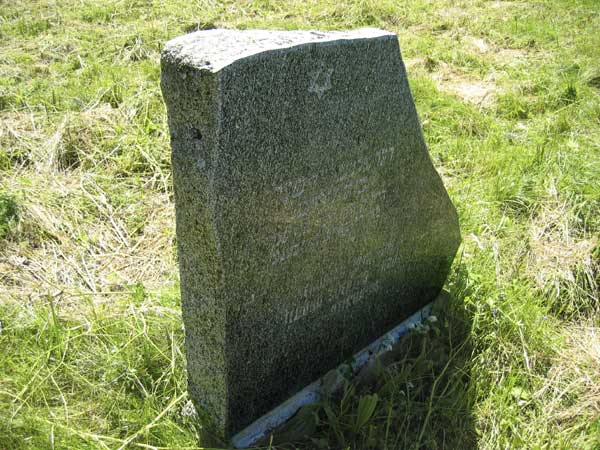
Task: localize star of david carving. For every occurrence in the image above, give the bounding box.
[308,65,334,99]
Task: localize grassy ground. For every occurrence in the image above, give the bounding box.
[1,0,599,448]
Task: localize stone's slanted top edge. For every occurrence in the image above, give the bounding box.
[162,28,396,72]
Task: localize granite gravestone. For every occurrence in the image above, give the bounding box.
[161,28,460,438]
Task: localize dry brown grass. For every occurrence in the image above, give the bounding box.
[529,196,599,317]
[0,108,176,309]
[537,322,600,432]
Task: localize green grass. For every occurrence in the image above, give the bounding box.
[1,0,599,449]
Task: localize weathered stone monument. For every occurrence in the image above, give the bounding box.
[161,28,460,441]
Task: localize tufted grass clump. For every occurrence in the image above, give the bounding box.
[0,192,19,240]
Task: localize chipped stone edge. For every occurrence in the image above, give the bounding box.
[162,28,396,73]
[231,294,444,448]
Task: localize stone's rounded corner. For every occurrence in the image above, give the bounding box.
[160,46,217,79]
[160,42,186,69]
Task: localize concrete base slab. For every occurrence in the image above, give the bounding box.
[231,293,445,448]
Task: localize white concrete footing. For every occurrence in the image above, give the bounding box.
[231,299,437,448]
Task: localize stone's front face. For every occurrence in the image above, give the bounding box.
[161,28,460,438]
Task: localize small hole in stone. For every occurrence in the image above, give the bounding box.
[191,127,203,142]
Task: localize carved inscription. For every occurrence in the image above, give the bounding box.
[270,147,395,266]
[268,147,400,322]
[283,270,381,325]
[280,242,404,325]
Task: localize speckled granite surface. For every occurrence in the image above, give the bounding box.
[161,28,460,438]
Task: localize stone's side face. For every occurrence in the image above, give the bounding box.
[161,28,461,438]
